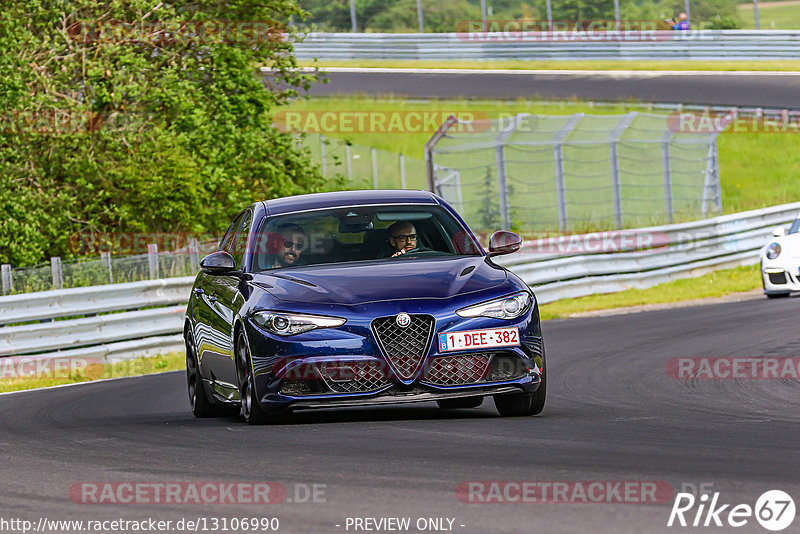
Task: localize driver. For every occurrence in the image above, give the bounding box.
[267,223,306,268]
[387,220,419,257]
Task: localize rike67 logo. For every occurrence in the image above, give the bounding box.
[668,490,796,531]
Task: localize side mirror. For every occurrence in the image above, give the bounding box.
[773,226,786,237]
[200,251,237,275]
[487,230,522,257]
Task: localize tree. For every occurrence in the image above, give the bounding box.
[0,1,324,265]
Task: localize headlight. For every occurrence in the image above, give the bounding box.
[766,242,781,260]
[456,291,533,320]
[252,311,345,336]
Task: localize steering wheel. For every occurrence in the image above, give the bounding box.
[398,247,441,257]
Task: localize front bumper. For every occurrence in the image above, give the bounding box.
[243,309,544,413]
[761,261,800,294]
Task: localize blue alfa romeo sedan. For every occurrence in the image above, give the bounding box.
[184,190,546,424]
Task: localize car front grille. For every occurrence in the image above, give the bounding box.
[318,361,391,394]
[371,314,435,380]
[423,354,492,385]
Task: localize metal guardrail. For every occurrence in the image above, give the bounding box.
[294,31,800,61]
[0,203,797,362]
[0,277,194,324]
[497,202,800,302]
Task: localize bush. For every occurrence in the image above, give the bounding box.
[0,1,324,266]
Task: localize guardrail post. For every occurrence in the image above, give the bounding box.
[1,264,12,295]
[51,256,63,290]
[399,153,406,189]
[371,147,378,189]
[101,251,113,284]
[147,243,159,279]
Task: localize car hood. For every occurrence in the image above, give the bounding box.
[250,256,507,306]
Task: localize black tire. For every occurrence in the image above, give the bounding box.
[766,292,790,299]
[437,396,483,409]
[494,353,547,417]
[236,330,271,425]
[493,392,534,416]
[185,332,222,418]
[529,353,547,416]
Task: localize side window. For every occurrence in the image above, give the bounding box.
[219,212,245,253]
[231,211,252,269]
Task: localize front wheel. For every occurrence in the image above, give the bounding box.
[766,292,790,299]
[493,392,534,416]
[495,354,546,417]
[186,332,228,418]
[236,331,271,425]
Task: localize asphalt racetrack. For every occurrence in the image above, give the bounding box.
[3,295,800,533]
[307,68,800,108]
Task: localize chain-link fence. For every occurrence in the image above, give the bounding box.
[302,133,429,190]
[0,243,208,295]
[427,112,723,234]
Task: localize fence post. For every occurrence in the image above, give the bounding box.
[101,251,113,284]
[399,154,406,189]
[712,141,722,213]
[493,113,529,232]
[371,147,378,189]
[51,256,63,290]
[424,115,458,193]
[320,134,327,177]
[189,238,200,271]
[702,141,723,216]
[661,130,675,224]
[349,0,357,32]
[495,145,511,231]
[345,144,353,182]
[608,112,638,230]
[553,113,583,232]
[1,264,12,295]
[416,0,423,32]
[147,243,159,279]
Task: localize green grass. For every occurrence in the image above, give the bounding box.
[538,263,761,320]
[0,352,185,393]
[739,1,800,29]
[301,59,800,71]
[285,96,800,216]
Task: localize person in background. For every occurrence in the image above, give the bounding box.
[673,13,691,30]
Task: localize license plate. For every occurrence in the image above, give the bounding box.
[438,327,520,352]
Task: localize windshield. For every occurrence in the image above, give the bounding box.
[251,205,482,272]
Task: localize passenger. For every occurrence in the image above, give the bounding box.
[267,223,306,268]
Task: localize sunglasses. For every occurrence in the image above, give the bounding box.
[283,239,306,250]
[391,234,417,242]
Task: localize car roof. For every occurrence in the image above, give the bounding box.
[261,190,439,216]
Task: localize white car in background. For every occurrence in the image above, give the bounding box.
[761,215,800,298]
